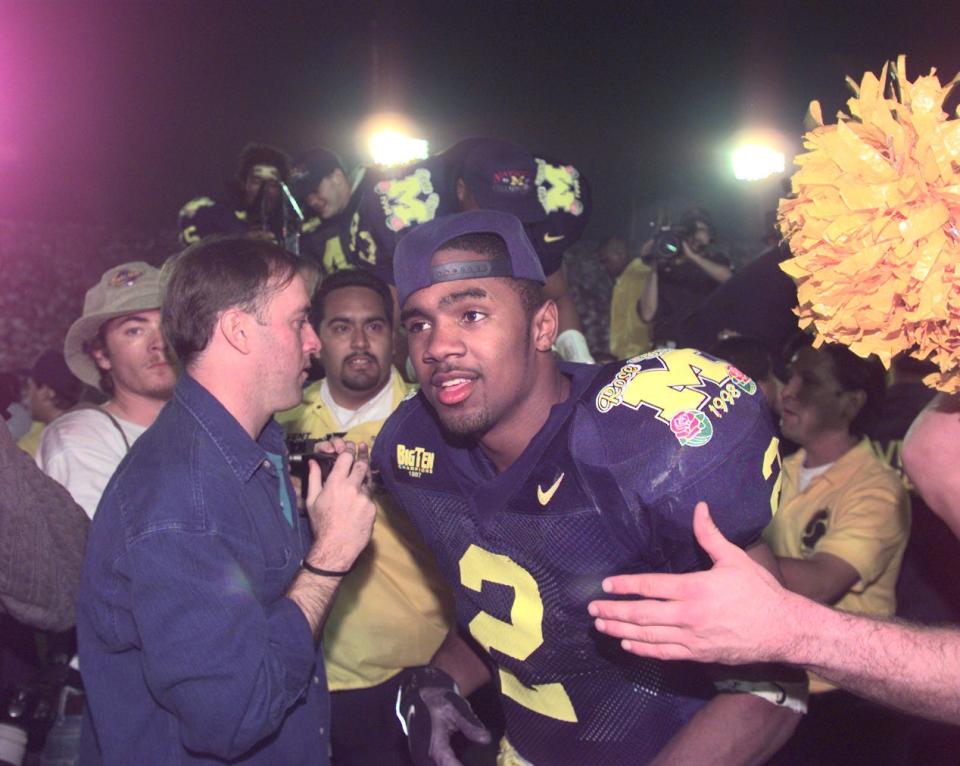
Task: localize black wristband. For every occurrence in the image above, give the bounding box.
[301,560,352,577]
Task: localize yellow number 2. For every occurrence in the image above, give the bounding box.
[459,545,577,723]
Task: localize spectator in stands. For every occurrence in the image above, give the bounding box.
[0,371,31,441]
[37,262,176,519]
[278,269,454,765]
[178,143,292,247]
[598,236,651,359]
[763,341,909,762]
[638,208,732,348]
[17,349,82,457]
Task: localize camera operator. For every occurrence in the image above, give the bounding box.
[178,143,302,251]
[638,208,732,348]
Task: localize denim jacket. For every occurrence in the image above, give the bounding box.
[78,375,329,765]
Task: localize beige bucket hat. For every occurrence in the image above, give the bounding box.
[63,262,163,389]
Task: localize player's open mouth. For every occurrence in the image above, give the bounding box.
[435,377,476,406]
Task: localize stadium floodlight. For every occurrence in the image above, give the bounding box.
[357,112,429,167]
[732,143,786,181]
[368,129,429,166]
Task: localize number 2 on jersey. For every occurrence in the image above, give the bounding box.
[459,545,578,723]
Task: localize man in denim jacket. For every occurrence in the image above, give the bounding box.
[77,237,376,765]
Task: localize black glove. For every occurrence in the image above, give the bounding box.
[396,666,491,766]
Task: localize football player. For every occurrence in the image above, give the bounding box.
[371,210,803,765]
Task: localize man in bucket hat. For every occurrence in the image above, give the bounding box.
[37,261,176,519]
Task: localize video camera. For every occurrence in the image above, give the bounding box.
[641,208,714,265]
[285,434,382,499]
[642,225,683,264]
[286,436,342,500]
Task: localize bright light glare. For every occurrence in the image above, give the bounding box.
[732,144,785,181]
[368,129,429,166]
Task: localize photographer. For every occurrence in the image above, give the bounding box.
[178,143,302,250]
[638,209,732,348]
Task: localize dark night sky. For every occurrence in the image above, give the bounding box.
[2,0,958,245]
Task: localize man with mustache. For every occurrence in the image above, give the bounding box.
[278,268,455,765]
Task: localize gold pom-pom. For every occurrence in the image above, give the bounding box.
[778,55,960,392]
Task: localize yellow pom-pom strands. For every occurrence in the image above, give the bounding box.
[778,56,960,392]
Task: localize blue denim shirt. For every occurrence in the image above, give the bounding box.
[77,375,329,765]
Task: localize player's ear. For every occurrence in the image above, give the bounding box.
[842,388,867,425]
[531,299,559,353]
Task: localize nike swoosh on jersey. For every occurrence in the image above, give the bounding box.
[537,472,565,505]
[543,233,565,243]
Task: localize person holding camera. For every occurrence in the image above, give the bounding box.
[77,238,376,765]
[178,143,301,250]
[638,209,733,349]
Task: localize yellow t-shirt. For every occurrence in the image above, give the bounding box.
[276,370,455,690]
[609,258,652,359]
[17,420,45,458]
[764,439,910,692]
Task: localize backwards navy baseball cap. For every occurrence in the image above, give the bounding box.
[461,139,545,224]
[394,210,546,308]
[290,148,344,205]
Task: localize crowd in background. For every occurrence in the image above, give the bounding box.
[2,134,960,766]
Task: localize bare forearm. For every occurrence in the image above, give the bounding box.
[651,693,799,765]
[639,268,658,322]
[429,628,492,696]
[786,599,960,724]
[286,569,341,639]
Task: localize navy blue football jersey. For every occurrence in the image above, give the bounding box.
[373,349,782,765]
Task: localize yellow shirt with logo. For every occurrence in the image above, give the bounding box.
[609,258,652,360]
[276,370,455,690]
[764,439,910,692]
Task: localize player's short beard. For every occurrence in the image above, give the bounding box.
[438,405,491,439]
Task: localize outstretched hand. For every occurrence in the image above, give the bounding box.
[588,502,798,665]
